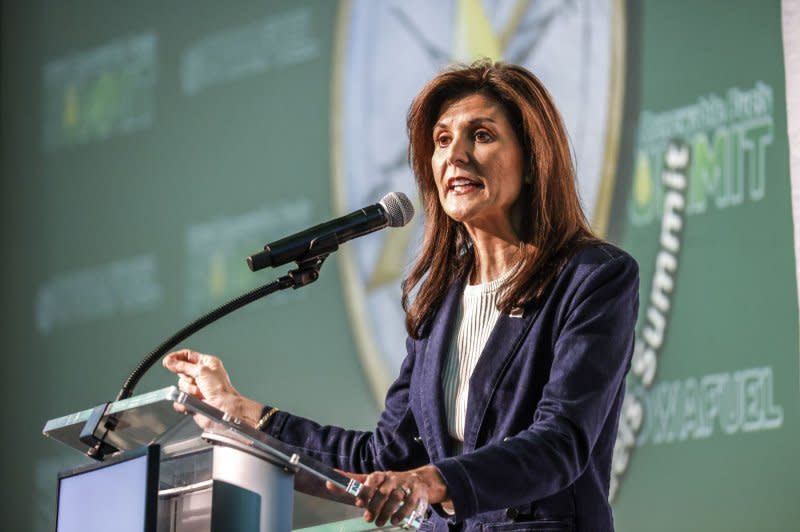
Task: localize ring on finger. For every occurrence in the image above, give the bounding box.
[397,485,411,498]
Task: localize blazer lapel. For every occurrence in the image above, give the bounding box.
[461,304,541,452]
[419,279,463,462]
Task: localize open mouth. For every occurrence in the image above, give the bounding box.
[447,177,483,193]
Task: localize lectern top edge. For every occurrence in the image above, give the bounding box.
[42,386,361,501]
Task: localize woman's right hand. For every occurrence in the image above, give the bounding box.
[162,349,264,428]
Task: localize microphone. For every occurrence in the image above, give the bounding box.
[247,192,414,271]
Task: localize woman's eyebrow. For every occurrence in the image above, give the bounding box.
[434,116,498,130]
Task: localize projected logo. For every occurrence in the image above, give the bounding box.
[184,200,313,316]
[332,0,626,399]
[612,82,782,500]
[179,7,320,96]
[42,32,157,150]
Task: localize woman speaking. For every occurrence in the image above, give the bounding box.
[164,61,639,532]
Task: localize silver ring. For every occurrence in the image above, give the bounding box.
[399,485,411,497]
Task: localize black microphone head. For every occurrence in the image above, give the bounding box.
[379,192,415,227]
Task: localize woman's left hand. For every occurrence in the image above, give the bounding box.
[335,465,448,527]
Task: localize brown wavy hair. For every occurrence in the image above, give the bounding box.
[402,60,598,338]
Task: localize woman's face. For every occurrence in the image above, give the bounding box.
[431,92,525,237]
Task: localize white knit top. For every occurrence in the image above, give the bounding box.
[442,269,514,455]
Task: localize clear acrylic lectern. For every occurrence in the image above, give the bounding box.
[43,386,425,531]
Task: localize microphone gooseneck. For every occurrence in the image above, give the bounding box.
[105,192,414,435]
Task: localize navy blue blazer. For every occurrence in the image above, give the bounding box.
[263,243,639,531]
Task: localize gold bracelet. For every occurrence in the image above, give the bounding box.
[255,407,279,430]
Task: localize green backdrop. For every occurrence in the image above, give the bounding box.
[1,1,796,531]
